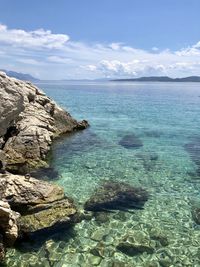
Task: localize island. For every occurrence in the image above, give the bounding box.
[111,76,200,82]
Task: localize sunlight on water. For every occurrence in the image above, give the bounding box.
[6,82,200,266]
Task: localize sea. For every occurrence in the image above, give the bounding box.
[5,81,200,267]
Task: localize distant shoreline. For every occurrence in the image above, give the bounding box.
[111,76,200,82]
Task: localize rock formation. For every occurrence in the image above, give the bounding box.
[0,72,88,262]
[0,72,88,173]
[0,173,77,231]
[0,200,20,262]
[84,181,148,212]
[0,173,77,262]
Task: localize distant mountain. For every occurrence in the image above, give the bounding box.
[0,70,39,82]
[112,76,200,82]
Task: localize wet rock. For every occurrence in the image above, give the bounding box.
[116,231,155,256]
[118,134,143,149]
[74,120,89,131]
[18,198,76,233]
[84,181,148,212]
[0,72,88,173]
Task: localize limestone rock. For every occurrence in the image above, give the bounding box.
[0,173,77,234]
[0,72,89,173]
[0,72,25,138]
[18,198,77,233]
[84,181,148,212]
[0,200,19,246]
[0,173,64,212]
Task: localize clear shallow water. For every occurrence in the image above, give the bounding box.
[6,82,200,266]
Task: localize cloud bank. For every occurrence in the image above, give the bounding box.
[0,24,200,79]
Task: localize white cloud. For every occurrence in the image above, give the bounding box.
[0,24,69,49]
[0,23,200,79]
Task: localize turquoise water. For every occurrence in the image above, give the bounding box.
[6,82,200,266]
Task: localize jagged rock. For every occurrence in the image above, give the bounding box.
[0,200,19,247]
[118,134,143,149]
[0,173,64,213]
[0,173,77,234]
[0,72,89,173]
[84,181,148,212]
[116,231,155,256]
[18,198,77,233]
[0,72,25,138]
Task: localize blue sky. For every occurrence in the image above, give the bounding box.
[0,0,200,79]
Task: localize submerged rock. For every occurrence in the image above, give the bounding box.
[118,134,143,149]
[84,181,148,212]
[116,231,155,256]
[0,72,88,173]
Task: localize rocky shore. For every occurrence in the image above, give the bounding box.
[0,72,88,262]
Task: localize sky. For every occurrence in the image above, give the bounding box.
[0,0,200,79]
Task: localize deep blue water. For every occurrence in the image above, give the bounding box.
[6,82,200,266]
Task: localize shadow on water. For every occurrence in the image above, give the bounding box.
[118,133,143,149]
[30,167,60,181]
[48,128,112,164]
[15,224,77,254]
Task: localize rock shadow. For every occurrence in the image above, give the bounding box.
[118,133,143,149]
